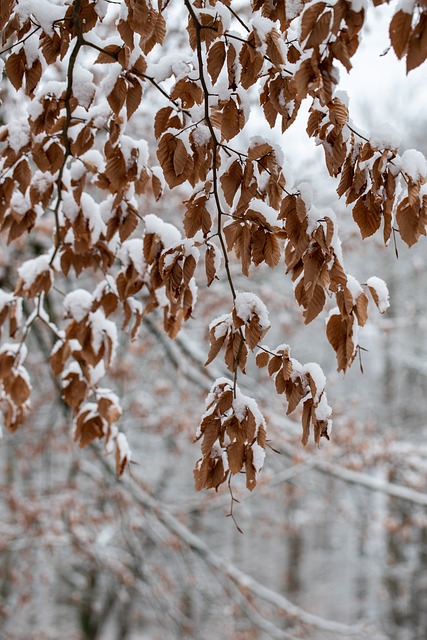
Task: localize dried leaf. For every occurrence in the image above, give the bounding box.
[389,9,412,59]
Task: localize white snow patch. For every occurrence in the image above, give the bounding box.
[17,254,52,289]
[234,292,270,332]
[252,442,265,473]
[249,199,279,227]
[119,239,145,274]
[64,290,93,322]
[302,362,326,401]
[401,149,427,181]
[369,122,401,150]
[144,213,181,249]
[367,276,390,313]
[73,64,96,109]
[346,274,364,303]
[8,118,30,153]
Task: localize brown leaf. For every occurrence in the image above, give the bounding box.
[265,28,284,66]
[326,313,355,372]
[154,106,181,139]
[207,40,226,84]
[355,291,368,326]
[228,441,246,475]
[74,410,104,448]
[170,78,203,109]
[105,146,127,191]
[300,2,327,42]
[200,417,221,458]
[205,326,228,366]
[221,98,244,141]
[107,76,127,113]
[5,50,25,91]
[407,13,427,72]
[395,197,421,247]
[157,133,192,188]
[244,446,257,491]
[305,10,332,49]
[205,244,218,287]
[220,159,243,206]
[7,372,31,405]
[389,9,412,59]
[268,354,282,376]
[304,282,326,324]
[25,57,42,96]
[263,233,281,267]
[126,77,143,120]
[94,44,121,63]
[352,195,381,239]
[255,351,270,368]
[184,194,211,237]
[239,36,264,89]
[301,399,313,445]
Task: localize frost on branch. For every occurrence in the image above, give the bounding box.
[0,0,426,487]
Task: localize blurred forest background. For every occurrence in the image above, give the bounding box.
[1,2,427,640]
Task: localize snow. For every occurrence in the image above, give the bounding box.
[69,160,86,182]
[348,0,368,12]
[16,1,65,36]
[120,135,143,170]
[315,392,332,423]
[116,432,131,463]
[8,117,30,153]
[98,65,122,104]
[88,360,106,386]
[188,277,198,307]
[398,0,416,13]
[232,386,266,439]
[61,192,79,222]
[10,191,31,215]
[252,442,265,473]
[251,15,275,42]
[210,313,232,339]
[72,64,96,109]
[346,274,364,303]
[367,276,390,313]
[298,181,313,210]
[192,124,211,147]
[1,341,28,366]
[0,290,13,311]
[64,290,93,322]
[369,122,401,150]
[119,239,145,274]
[400,149,427,181]
[144,213,181,249]
[286,0,304,20]
[89,310,118,361]
[234,292,270,332]
[249,199,279,227]
[24,35,40,68]
[145,53,190,83]
[81,193,106,242]
[31,170,55,194]
[89,101,111,129]
[17,255,52,289]
[80,149,105,172]
[94,0,110,20]
[302,362,326,401]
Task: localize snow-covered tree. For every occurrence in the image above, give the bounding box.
[1,1,427,637]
